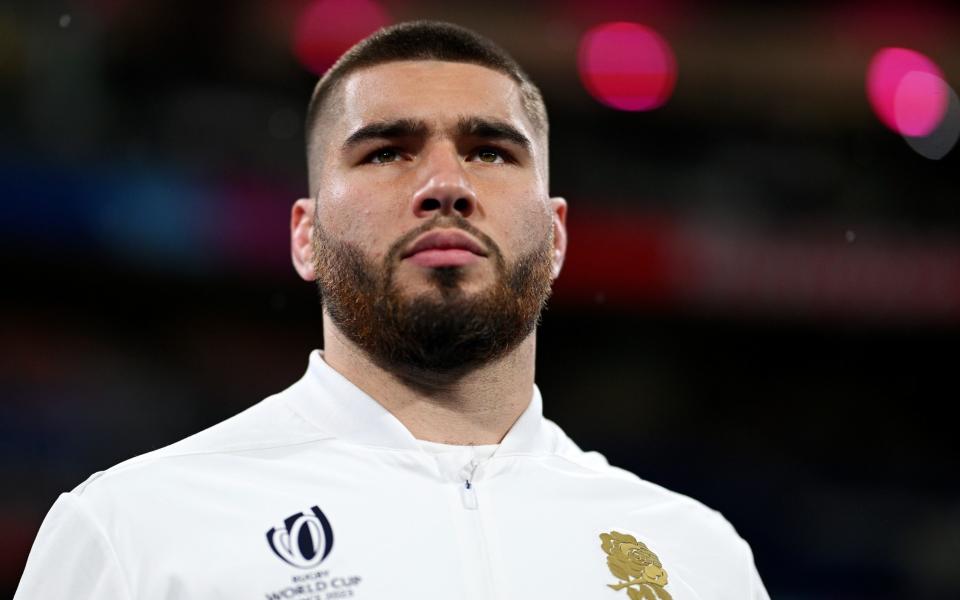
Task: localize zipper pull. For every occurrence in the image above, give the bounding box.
[460,460,480,510]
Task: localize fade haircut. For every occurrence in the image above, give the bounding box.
[304,20,549,196]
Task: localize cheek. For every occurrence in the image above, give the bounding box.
[497,192,551,255]
[318,178,380,239]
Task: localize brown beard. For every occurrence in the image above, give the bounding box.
[311,212,554,382]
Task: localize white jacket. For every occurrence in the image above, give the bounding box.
[16,350,769,600]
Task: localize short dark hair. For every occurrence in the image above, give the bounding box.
[304,20,549,196]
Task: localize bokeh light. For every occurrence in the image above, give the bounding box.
[293,0,390,75]
[577,22,677,112]
[866,47,948,137]
[903,80,960,160]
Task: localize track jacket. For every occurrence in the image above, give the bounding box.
[16,350,769,600]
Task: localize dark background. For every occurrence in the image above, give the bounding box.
[2,1,959,598]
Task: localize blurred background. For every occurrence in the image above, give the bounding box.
[2,0,959,597]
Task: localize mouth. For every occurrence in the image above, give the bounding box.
[401,229,488,268]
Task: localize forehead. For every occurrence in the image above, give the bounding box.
[332,60,534,139]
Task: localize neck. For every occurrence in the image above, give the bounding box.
[320,312,536,445]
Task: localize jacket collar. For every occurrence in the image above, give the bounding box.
[283,350,552,456]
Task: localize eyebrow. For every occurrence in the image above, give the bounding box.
[342,118,428,149]
[341,116,532,152]
[456,116,531,150]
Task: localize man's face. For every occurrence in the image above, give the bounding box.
[294,60,567,376]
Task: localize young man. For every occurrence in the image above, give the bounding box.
[16,21,768,599]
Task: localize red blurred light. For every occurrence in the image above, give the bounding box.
[866,47,949,137]
[293,0,390,75]
[577,22,677,111]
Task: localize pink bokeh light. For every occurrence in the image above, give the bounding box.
[293,0,390,75]
[577,22,677,112]
[866,47,949,137]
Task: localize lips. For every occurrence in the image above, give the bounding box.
[401,230,488,260]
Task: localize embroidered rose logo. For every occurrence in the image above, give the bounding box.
[599,531,673,600]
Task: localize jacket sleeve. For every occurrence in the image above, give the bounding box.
[744,539,771,600]
[14,492,133,600]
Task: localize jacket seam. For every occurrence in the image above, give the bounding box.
[67,493,136,600]
[76,435,338,492]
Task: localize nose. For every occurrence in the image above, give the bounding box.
[410,146,478,219]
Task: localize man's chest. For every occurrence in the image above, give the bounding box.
[103,463,735,600]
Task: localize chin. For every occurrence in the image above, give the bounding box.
[398,267,487,292]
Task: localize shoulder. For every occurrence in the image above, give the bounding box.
[541,420,766,595]
[72,379,330,498]
[542,418,751,545]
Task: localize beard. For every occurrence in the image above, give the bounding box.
[311,213,554,380]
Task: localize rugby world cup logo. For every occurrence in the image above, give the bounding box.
[266,505,335,568]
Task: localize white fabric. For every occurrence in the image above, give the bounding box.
[16,350,769,600]
[417,439,499,461]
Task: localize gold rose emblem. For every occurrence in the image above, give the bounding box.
[599,531,673,600]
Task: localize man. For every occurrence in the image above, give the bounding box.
[16,21,768,599]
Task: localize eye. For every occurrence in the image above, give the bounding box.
[367,147,401,164]
[472,147,508,164]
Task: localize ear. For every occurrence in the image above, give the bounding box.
[549,196,568,279]
[291,198,317,281]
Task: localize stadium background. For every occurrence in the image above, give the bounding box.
[2,1,959,597]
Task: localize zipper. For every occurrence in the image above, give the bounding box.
[459,459,480,509]
[453,456,497,598]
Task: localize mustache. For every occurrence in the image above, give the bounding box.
[385,214,502,265]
